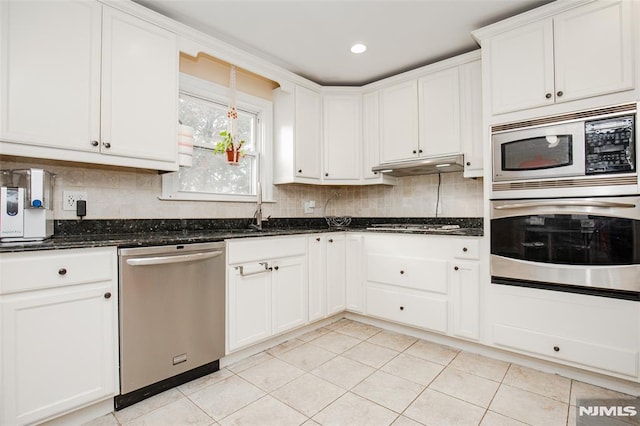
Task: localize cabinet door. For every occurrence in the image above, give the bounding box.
[326,234,346,315]
[554,0,633,103]
[295,86,322,179]
[380,81,419,163]
[450,261,480,341]
[101,7,177,163]
[0,1,101,151]
[345,234,364,313]
[418,67,461,156]
[308,235,327,321]
[460,60,484,178]
[362,91,382,180]
[323,94,361,180]
[227,264,272,352]
[272,255,308,334]
[1,282,117,426]
[488,19,555,114]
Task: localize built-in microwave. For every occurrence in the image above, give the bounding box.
[491,103,638,198]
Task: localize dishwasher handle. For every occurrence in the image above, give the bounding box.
[126,250,223,266]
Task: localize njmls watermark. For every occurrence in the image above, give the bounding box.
[577,398,639,425]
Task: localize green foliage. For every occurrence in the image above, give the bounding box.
[213,130,245,156]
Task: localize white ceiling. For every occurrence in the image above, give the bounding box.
[134,0,553,86]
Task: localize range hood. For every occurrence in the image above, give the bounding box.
[371,154,465,177]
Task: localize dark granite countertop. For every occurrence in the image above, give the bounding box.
[0,217,483,253]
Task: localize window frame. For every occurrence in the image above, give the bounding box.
[161,73,273,203]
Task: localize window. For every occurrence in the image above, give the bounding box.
[161,73,273,202]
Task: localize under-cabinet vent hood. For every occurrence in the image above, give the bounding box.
[371,154,465,177]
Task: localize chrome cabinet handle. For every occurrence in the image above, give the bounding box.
[495,200,636,210]
[236,262,270,276]
[126,251,222,266]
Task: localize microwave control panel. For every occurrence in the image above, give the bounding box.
[585,115,635,175]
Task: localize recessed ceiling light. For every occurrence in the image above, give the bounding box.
[350,43,367,54]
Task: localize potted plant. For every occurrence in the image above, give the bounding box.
[214,130,245,164]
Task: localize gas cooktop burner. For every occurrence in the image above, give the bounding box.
[366,223,462,232]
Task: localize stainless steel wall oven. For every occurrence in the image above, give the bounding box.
[491,196,640,301]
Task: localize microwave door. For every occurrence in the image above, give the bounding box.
[492,122,586,182]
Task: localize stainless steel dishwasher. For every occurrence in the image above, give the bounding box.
[115,242,225,410]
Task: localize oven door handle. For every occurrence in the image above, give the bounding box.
[126,251,222,266]
[494,200,637,210]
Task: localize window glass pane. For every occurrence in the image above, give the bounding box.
[179,94,227,148]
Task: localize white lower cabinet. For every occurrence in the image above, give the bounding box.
[326,234,347,315]
[0,247,118,426]
[307,233,348,319]
[345,234,364,313]
[226,236,307,353]
[489,287,640,379]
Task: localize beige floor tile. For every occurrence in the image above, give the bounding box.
[271,373,346,417]
[298,327,331,342]
[237,356,305,392]
[302,420,321,426]
[404,388,486,426]
[448,351,510,382]
[326,318,354,330]
[334,321,382,340]
[177,368,235,395]
[570,380,638,406]
[310,331,362,354]
[276,342,337,371]
[502,364,571,403]
[404,339,459,365]
[367,330,418,352]
[218,395,307,426]
[82,413,120,426]
[312,392,398,426]
[311,355,376,390]
[480,411,529,426]
[114,388,184,424]
[267,338,306,357]
[489,384,568,426]
[429,367,500,408]
[227,351,274,374]
[189,375,265,421]
[352,370,424,413]
[342,341,399,368]
[381,353,445,386]
[124,398,212,426]
[391,416,423,426]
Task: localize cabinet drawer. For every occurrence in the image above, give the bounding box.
[493,323,638,377]
[366,284,448,333]
[451,238,480,260]
[0,247,116,294]
[366,254,448,294]
[227,236,306,264]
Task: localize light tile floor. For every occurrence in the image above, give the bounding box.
[87,319,637,426]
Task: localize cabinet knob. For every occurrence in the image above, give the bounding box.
[454,266,459,271]
[463,247,468,252]
[103,142,111,149]
[412,150,417,154]
[316,237,321,242]
[104,292,112,299]
[58,268,67,276]
[545,93,552,99]
[553,346,560,352]
[418,149,423,154]
[274,266,279,271]
[399,306,404,311]
[400,270,405,275]
[90,140,99,147]
[298,169,302,173]
[328,238,334,243]
[466,162,471,166]
[325,173,329,177]
[556,90,563,97]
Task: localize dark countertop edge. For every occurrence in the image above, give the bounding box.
[0,227,484,253]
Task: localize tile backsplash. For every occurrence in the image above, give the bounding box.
[1,156,483,219]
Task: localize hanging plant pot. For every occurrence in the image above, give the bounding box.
[226,148,241,164]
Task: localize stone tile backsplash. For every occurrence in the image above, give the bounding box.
[1,156,483,219]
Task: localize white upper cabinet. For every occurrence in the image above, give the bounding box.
[101,7,178,164]
[295,86,322,179]
[323,92,361,181]
[380,80,419,163]
[0,1,102,152]
[418,67,461,157]
[0,1,178,171]
[460,60,484,178]
[480,0,634,116]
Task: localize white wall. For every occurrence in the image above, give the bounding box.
[1,156,483,220]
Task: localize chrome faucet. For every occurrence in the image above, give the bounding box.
[250,181,263,231]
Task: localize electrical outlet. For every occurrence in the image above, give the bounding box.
[63,190,88,211]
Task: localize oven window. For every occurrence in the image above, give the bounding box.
[501,135,572,171]
[491,214,640,265]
